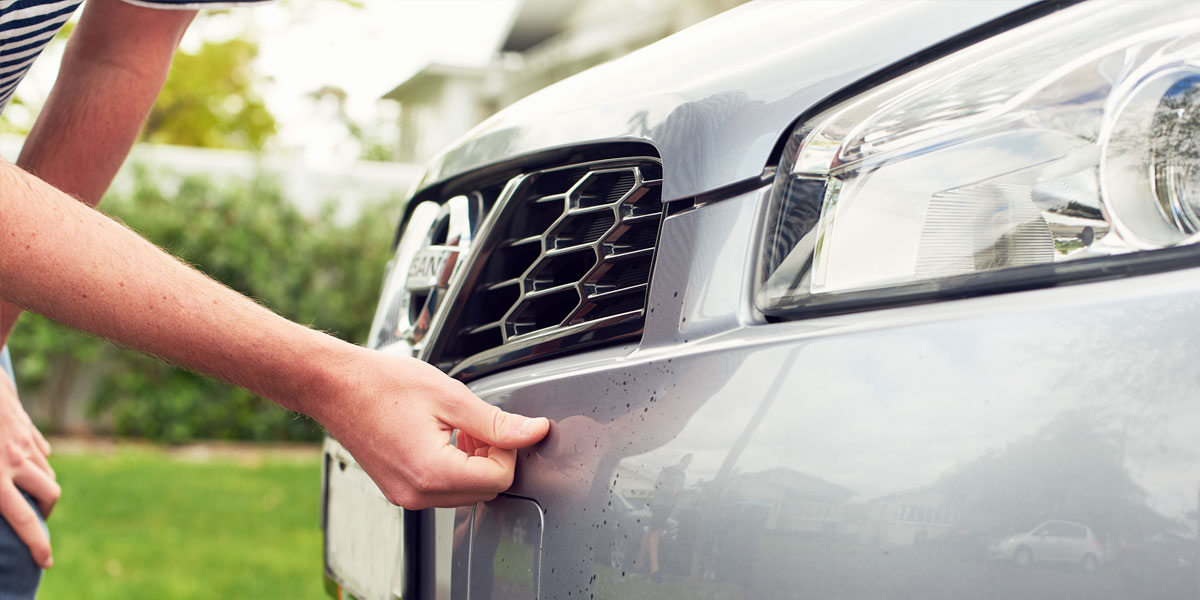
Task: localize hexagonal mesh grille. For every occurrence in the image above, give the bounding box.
[432,157,664,376]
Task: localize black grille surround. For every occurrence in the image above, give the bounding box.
[422,155,665,380]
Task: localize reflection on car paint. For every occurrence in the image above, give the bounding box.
[455,496,544,600]
[459,196,1200,600]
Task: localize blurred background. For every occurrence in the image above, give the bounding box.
[0,0,745,597]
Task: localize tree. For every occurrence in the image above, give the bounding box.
[142,37,277,151]
[940,410,1173,540]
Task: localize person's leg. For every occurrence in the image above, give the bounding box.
[647,528,661,575]
[0,347,44,600]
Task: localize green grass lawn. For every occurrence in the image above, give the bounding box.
[37,442,327,600]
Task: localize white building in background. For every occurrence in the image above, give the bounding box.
[384,0,749,164]
[729,468,858,534]
[859,484,964,547]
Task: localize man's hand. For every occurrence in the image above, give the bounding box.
[0,377,58,569]
[312,351,549,509]
[0,161,549,511]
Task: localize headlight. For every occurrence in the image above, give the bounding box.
[757,1,1200,315]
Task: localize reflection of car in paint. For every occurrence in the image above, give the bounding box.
[322,1,1200,599]
[988,521,1104,573]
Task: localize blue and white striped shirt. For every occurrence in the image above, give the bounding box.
[0,0,271,114]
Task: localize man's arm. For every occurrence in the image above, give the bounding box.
[0,156,549,507]
[0,0,196,345]
[0,0,547,569]
[0,0,195,568]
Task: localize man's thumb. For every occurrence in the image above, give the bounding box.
[457,403,549,449]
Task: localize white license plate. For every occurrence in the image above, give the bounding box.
[323,437,403,600]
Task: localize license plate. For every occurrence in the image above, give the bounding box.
[323,437,403,600]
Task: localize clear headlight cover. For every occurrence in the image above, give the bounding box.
[758,0,1200,315]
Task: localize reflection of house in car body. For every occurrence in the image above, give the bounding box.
[728,468,857,534]
[610,461,659,508]
[862,484,963,547]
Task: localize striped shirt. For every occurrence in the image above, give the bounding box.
[0,0,272,114]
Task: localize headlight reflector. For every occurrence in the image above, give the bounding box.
[758,1,1200,315]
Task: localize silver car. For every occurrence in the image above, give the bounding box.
[989,521,1104,573]
[323,1,1200,598]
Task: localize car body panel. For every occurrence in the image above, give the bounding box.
[423,0,1035,203]
[325,1,1200,598]
[462,189,1200,599]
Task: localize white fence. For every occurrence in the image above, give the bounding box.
[0,135,423,224]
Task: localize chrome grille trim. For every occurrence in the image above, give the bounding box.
[420,155,665,379]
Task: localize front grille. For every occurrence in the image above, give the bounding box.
[428,156,664,377]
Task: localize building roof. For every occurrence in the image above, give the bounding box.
[501,0,574,52]
[737,467,857,501]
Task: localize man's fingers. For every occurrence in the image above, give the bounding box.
[456,431,479,456]
[13,464,60,518]
[448,400,549,450]
[413,492,497,510]
[381,445,517,510]
[33,429,50,457]
[26,448,54,482]
[0,483,51,568]
[408,444,516,496]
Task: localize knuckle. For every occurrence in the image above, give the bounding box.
[383,489,407,507]
[8,510,35,529]
[489,406,509,438]
[391,491,427,510]
[3,441,22,468]
[411,472,441,494]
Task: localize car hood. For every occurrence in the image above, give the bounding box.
[422,0,1037,202]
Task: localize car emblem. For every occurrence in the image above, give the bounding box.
[391,194,481,353]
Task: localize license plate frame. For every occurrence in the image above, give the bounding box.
[323,437,404,600]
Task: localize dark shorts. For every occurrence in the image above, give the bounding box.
[0,347,43,600]
[0,491,43,600]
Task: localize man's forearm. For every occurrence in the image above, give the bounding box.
[0,158,554,511]
[0,160,339,415]
[0,0,196,348]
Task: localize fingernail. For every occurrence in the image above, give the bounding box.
[43,557,52,569]
[519,417,547,437]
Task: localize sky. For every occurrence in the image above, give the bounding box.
[6,0,519,165]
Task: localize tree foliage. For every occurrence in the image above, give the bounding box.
[142,38,277,151]
[940,410,1174,540]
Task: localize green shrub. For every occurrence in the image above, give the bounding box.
[10,166,401,442]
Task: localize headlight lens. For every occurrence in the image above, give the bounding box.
[758,1,1200,315]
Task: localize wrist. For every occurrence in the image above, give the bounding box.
[263,330,362,421]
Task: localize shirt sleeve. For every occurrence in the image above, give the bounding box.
[118,0,275,9]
